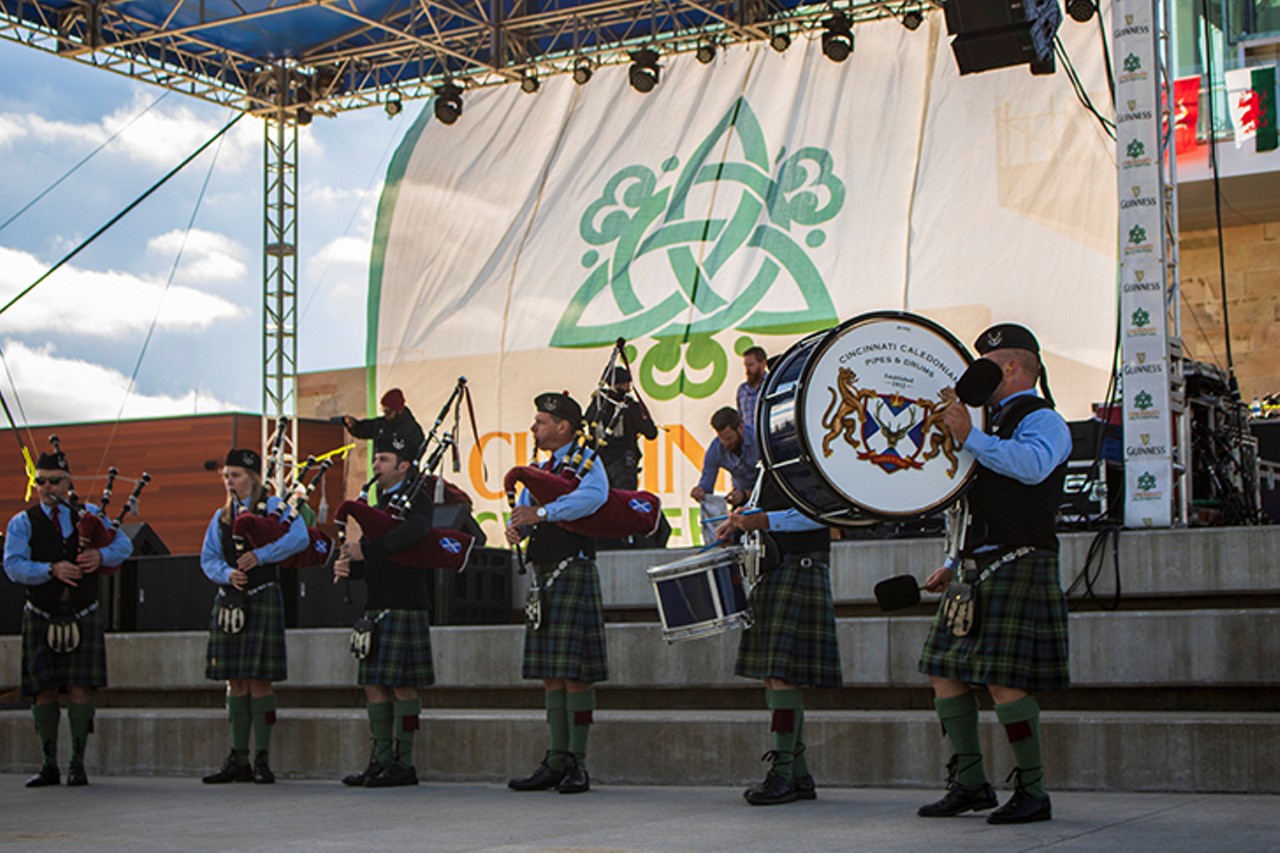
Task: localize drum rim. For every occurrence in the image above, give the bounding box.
[648,546,744,579]
[760,309,987,522]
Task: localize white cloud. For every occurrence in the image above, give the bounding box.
[0,339,238,424]
[304,184,381,207]
[0,245,244,338]
[305,234,373,299]
[146,228,247,283]
[0,113,26,148]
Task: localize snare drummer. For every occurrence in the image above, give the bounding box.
[506,392,608,795]
[716,480,840,806]
[916,323,1071,824]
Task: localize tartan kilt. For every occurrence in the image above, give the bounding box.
[205,583,288,682]
[735,557,842,688]
[918,550,1071,691]
[522,559,608,683]
[357,608,436,688]
[21,604,107,696]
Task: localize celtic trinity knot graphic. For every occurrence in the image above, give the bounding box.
[1132,307,1150,327]
[551,97,843,399]
[1129,224,1147,245]
[1137,472,1157,491]
[1135,390,1154,410]
[1124,53,1142,73]
[821,367,962,478]
[1127,139,1145,159]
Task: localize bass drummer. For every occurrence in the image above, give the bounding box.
[715,477,841,806]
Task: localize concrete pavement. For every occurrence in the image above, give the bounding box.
[1,774,1277,851]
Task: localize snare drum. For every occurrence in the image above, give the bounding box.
[758,311,988,527]
[648,547,752,643]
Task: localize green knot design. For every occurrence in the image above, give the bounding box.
[1129,224,1147,245]
[1131,307,1150,327]
[1135,390,1154,410]
[1137,472,1157,490]
[551,97,843,399]
[1127,139,1145,159]
[1124,53,1142,73]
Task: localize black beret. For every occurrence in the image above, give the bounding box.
[535,391,582,429]
[374,432,416,462]
[35,452,69,473]
[224,448,262,474]
[609,366,632,385]
[975,323,1040,356]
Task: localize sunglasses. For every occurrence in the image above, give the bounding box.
[34,476,67,485]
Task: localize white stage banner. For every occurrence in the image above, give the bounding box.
[1114,0,1174,527]
[369,15,1118,545]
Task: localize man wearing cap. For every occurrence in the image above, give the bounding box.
[200,448,308,785]
[4,450,134,787]
[916,323,1072,824]
[584,366,657,493]
[505,392,609,795]
[344,389,426,461]
[334,433,435,788]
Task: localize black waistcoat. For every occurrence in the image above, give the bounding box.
[964,395,1069,555]
[359,493,431,611]
[26,505,96,612]
[525,456,597,566]
[759,476,830,555]
[218,512,280,588]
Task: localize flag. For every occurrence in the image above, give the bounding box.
[1224,65,1278,152]
[1173,75,1201,154]
[1253,65,1277,152]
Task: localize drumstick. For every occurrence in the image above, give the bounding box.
[702,508,763,525]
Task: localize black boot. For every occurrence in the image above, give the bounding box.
[202,751,253,784]
[365,762,419,787]
[24,764,60,788]
[508,751,567,791]
[744,750,798,806]
[556,754,590,794]
[987,767,1052,824]
[918,754,998,817]
[66,761,89,787]
[253,751,275,784]
[343,751,384,787]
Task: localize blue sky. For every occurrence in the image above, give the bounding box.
[0,39,413,425]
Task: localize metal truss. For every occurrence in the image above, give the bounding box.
[1,0,935,118]
[262,109,299,490]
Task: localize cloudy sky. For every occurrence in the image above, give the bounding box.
[0,39,413,426]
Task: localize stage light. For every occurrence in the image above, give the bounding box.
[821,13,854,62]
[902,9,924,30]
[521,72,540,94]
[770,28,791,52]
[385,90,403,117]
[295,107,313,126]
[945,0,1062,75]
[696,41,717,64]
[1067,0,1096,22]
[573,58,593,85]
[629,48,660,93]
[434,81,463,125]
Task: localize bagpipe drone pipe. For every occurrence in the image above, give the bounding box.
[230,448,338,570]
[503,340,662,540]
[48,435,152,577]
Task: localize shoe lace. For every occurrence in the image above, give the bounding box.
[1003,765,1043,794]
[945,753,983,788]
[759,749,795,769]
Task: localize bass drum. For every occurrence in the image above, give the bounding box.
[758,311,987,527]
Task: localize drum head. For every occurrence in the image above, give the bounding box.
[762,311,985,522]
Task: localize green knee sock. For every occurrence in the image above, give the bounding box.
[250,695,277,754]
[545,689,568,770]
[68,703,95,765]
[368,701,395,768]
[32,702,60,767]
[766,688,805,781]
[393,698,422,765]
[793,709,810,778]
[995,696,1046,797]
[935,692,987,787]
[228,695,251,760]
[565,690,596,760]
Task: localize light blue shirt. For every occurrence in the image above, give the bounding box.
[516,442,609,523]
[697,430,760,494]
[962,389,1072,486]
[4,502,135,585]
[200,494,309,585]
[765,507,827,532]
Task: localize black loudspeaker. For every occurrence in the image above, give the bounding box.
[433,547,512,626]
[133,555,214,631]
[1068,419,1122,463]
[295,563,366,628]
[1251,421,1280,463]
[946,0,1061,75]
[0,533,24,635]
[433,503,487,546]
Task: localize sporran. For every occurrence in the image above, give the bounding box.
[46,613,81,653]
[941,581,977,637]
[349,616,376,660]
[217,588,247,635]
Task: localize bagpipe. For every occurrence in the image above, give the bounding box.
[503,338,662,540]
[47,435,152,577]
[332,376,481,573]
[229,431,346,569]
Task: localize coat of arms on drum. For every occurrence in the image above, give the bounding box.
[821,368,960,478]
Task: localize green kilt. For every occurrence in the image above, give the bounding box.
[21,603,107,696]
[206,583,288,682]
[522,559,608,683]
[735,556,842,688]
[358,608,436,688]
[918,550,1070,691]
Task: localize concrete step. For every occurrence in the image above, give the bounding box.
[595,526,1280,609]
[6,610,1277,694]
[1,707,1275,793]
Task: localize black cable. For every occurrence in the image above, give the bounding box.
[1096,3,1116,107]
[0,112,244,319]
[1054,37,1116,140]
[1066,525,1122,610]
[1199,0,1236,393]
